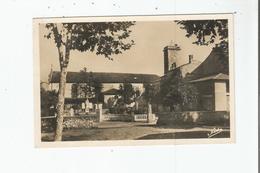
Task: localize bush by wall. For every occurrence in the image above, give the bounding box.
[157,111,230,127]
[41,117,56,133]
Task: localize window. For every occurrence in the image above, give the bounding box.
[226,81,230,93]
[171,62,176,70]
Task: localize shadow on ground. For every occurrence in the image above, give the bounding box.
[154,123,230,130]
[137,130,230,140]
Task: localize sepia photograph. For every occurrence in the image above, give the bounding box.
[34,14,235,146]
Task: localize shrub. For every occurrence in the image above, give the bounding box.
[157,111,230,127]
[41,118,56,133]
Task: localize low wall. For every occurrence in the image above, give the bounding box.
[102,114,154,122]
[157,111,230,127]
[133,114,147,122]
[41,115,98,132]
[63,116,98,129]
[102,114,133,122]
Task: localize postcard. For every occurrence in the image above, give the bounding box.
[33,14,235,147]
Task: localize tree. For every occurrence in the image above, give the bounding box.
[143,83,157,104]
[92,81,103,104]
[45,22,135,141]
[118,83,135,104]
[160,71,198,111]
[71,68,94,98]
[40,87,58,117]
[78,68,92,98]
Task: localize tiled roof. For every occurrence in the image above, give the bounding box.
[187,47,229,80]
[189,73,229,83]
[49,71,160,84]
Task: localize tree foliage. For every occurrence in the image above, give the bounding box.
[176,20,228,48]
[40,87,58,117]
[71,70,103,103]
[45,22,135,67]
[160,71,199,111]
[118,83,136,104]
[71,83,93,98]
[92,81,103,104]
[71,68,95,98]
[143,83,159,104]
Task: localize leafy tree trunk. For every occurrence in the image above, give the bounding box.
[54,67,67,141]
[54,33,71,141]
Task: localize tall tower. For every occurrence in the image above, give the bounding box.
[163,42,181,74]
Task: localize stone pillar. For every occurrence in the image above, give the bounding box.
[147,103,154,123]
[96,104,103,122]
[214,81,227,111]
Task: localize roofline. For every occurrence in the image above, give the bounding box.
[51,71,160,77]
[164,59,201,75]
[189,73,229,83]
[49,71,161,84]
[189,78,229,83]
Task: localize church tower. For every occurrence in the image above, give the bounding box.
[163,43,181,74]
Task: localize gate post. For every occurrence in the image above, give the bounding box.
[147,103,153,123]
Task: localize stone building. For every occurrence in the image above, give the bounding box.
[48,70,160,110]
[161,43,229,111]
[47,42,229,113]
[187,46,229,111]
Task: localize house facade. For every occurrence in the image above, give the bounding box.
[48,70,160,111]
[161,43,229,112]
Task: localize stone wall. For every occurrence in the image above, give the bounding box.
[41,115,98,132]
[63,116,98,129]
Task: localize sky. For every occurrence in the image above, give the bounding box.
[39,21,215,82]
